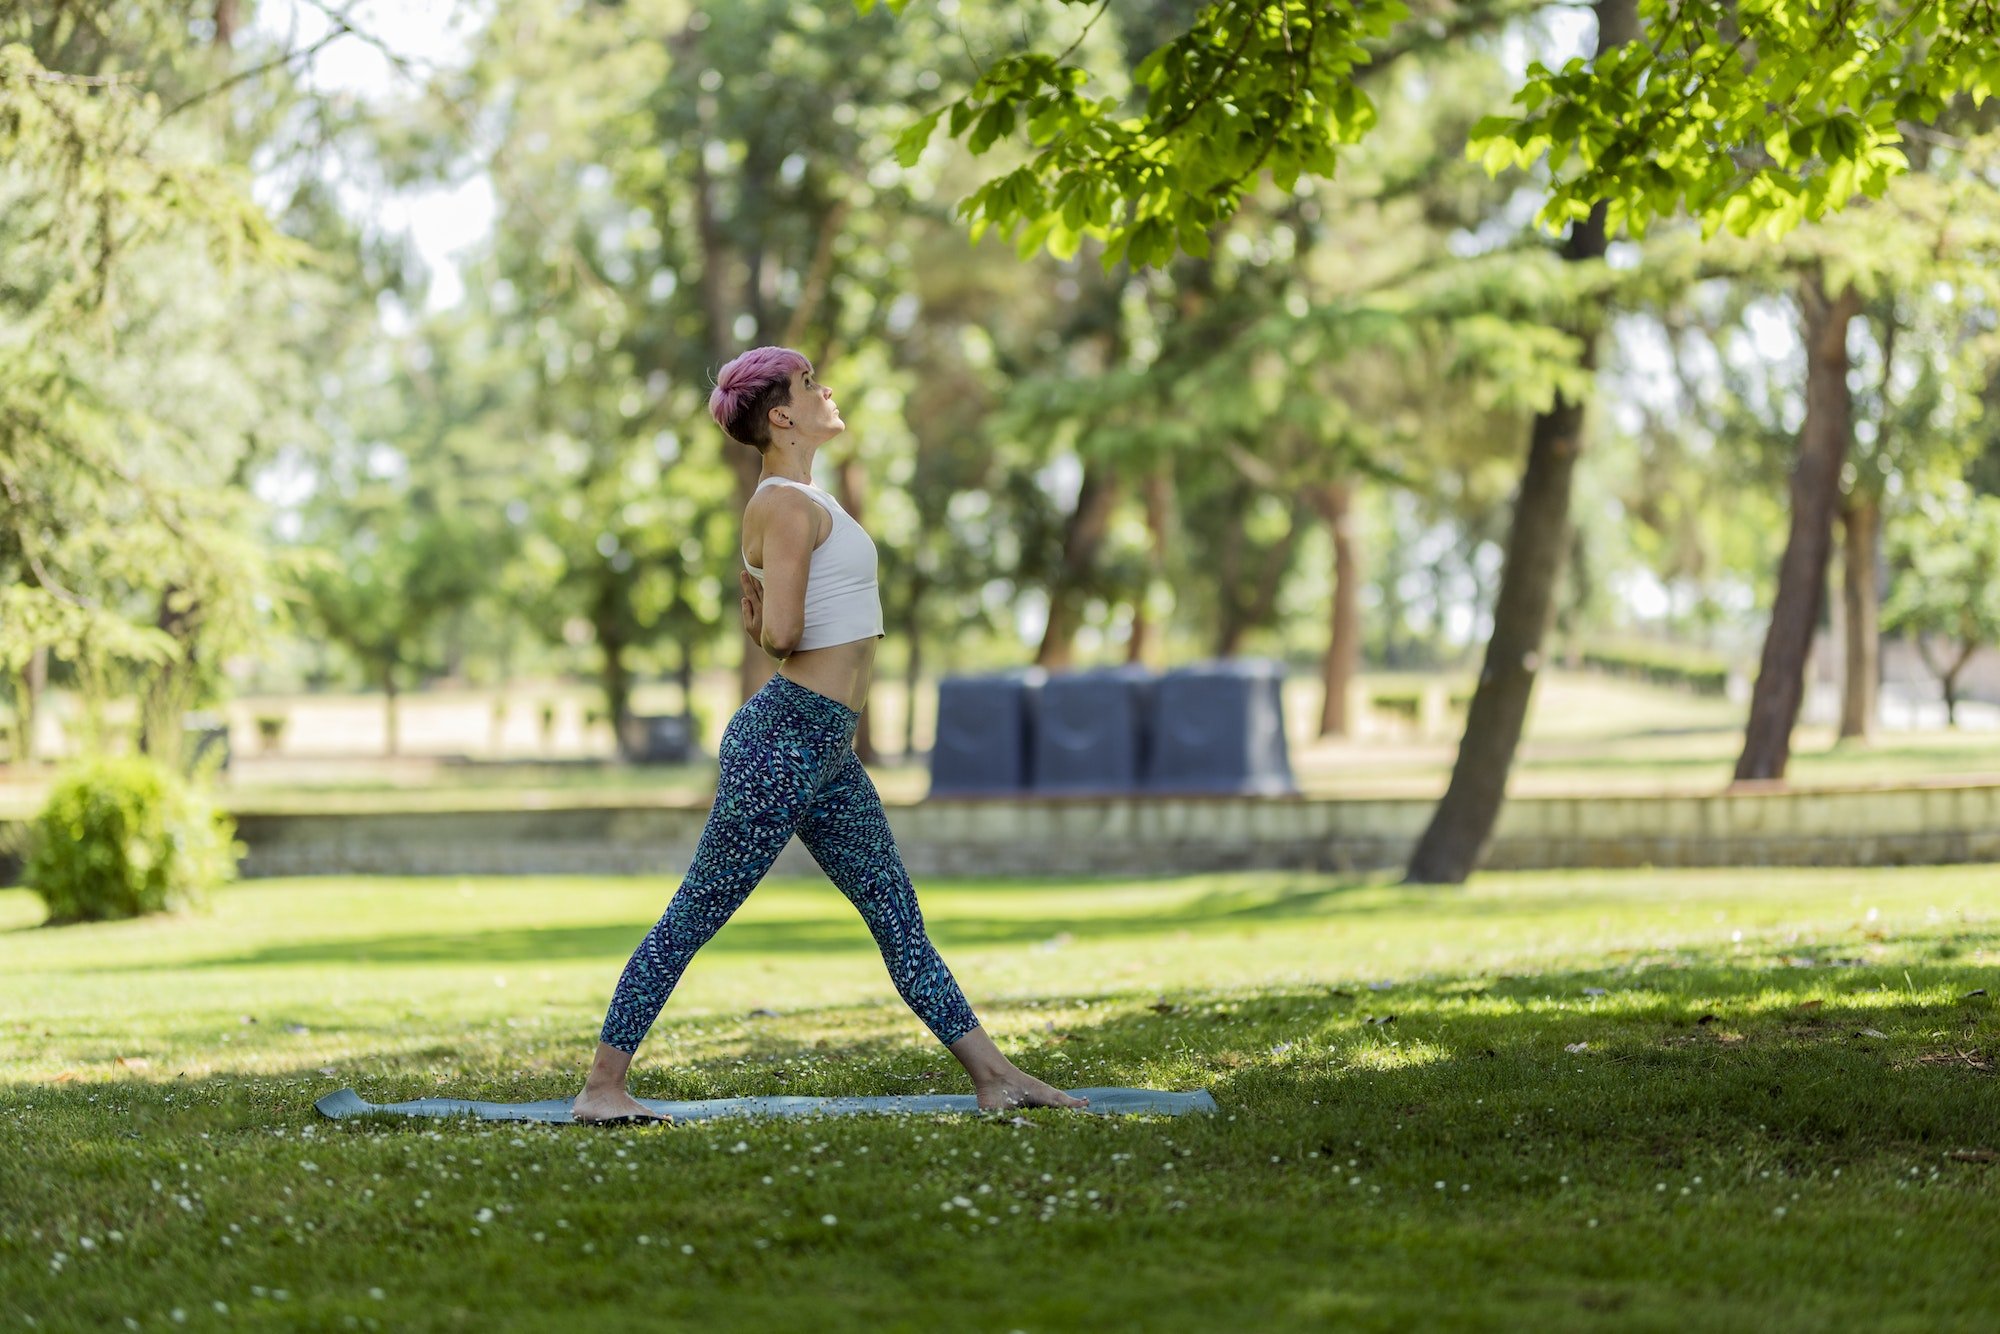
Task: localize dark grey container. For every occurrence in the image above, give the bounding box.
[1030,664,1155,795]
[1142,657,1296,795]
[927,669,1044,796]
[624,714,697,765]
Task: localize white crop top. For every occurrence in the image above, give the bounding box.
[741,475,886,651]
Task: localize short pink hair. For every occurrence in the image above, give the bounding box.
[708,346,811,449]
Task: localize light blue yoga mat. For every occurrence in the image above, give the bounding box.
[315,1085,1217,1125]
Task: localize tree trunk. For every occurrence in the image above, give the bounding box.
[600,635,633,761]
[213,0,239,49]
[835,457,878,763]
[1216,494,1308,658]
[139,583,198,769]
[1314,480,1360,737]
[1837,495,1879,742]
[1126,465,1174,668]
[903,578,925,760]
[14,645,47,764]
[382,666,400,758]
[1732,274,1862,782]
[1402,0,1638,886]
[680,20,768,711]
[1940,641,1977,727]
[676,626,694,716]
[1034,459,1120,669]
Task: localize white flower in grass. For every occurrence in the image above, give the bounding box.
[475,1208,494,1224]
[821,1214,837,1226]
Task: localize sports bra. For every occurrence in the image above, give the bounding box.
[741,475,885,652]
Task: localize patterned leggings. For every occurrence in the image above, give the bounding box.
[597,671,982,1055]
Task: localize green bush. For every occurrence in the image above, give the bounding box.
[1577,642,1730,696]
[22,755,241,924]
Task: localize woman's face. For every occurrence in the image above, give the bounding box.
[772,365,843,443]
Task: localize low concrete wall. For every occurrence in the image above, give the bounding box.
[4,781,1996,885]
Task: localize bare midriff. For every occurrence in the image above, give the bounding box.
[777,635,878,714]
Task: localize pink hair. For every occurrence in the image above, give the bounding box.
[708,346,812,448]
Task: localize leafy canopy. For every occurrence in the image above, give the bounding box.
[863,0,2000,267]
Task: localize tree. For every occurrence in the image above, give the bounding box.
[879,0,2000,879]
[1,7,325,769]
[1881,487,2000,725]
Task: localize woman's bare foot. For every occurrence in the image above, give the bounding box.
[570,1085,673,1125]
[974,1070,1090,1112]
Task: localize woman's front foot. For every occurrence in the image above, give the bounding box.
[974,1069,1090,1111]
[571,1085,673,1124]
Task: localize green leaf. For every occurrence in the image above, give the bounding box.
[892,108,943,169]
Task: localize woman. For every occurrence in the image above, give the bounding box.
[572,346,1089,1124]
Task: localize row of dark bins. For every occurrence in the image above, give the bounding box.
[928,658,1297,797]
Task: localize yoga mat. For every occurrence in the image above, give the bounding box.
[315,1085,1217,1125]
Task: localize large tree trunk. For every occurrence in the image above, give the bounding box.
[1314,480,1360,737]
[1034,459,1120,669]
[1837,495,1879,742]
[1733,273,1861,782]
[1403,0,1638,886]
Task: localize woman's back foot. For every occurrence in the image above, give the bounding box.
[974,1071,1090,1111]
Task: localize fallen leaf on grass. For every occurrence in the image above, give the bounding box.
[52,1071,81,1084]
[1796,1000,1823,1012]
[1148,1001,1177,1014]
[1856,1028,1889,1039]
[1364,1014,1397,1026]
[1582,988,1608,997]
[1964,989,1988,999]
[114,1056,150,1069]
[1328,989,1355,1000]
[1947,1149,1996,1163]
[1696,1014,1718,1025]
[1565,1042,1590,1053]
[746,1007,780,1018]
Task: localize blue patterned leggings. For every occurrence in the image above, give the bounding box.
[598,672,982,1055]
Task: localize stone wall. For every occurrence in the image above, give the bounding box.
[6,782,1994,885]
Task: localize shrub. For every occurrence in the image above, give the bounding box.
[254,713,288,752]
[1577,642,1730,696]
[22,755,241,924]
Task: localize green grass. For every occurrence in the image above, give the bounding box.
[3,866,1998,1331]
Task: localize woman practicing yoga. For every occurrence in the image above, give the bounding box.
[571,346,1089,1124]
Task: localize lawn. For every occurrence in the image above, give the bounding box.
[2,865,1997,1331]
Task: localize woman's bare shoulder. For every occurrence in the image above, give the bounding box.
[743,485,829,544]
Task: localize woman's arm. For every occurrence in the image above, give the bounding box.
[747,491,815,657]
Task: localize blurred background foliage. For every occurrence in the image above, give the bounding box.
[4,0,2000,810]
